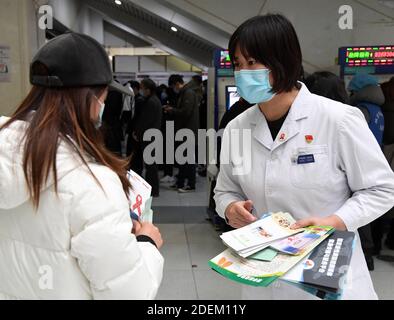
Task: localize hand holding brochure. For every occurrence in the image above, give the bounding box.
[209,227,333,287]
[209,211,335,288]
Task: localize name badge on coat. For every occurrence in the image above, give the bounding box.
[297,154,315,165]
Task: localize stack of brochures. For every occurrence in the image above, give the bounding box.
[281,230,355,300]
[209,212,355,299]
[219,212,305,258]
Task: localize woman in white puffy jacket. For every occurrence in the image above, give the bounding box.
[0,32,164,300]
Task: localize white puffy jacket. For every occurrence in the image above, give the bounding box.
[0,116,164,300]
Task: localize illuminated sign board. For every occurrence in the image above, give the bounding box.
[219,50,232,69]
[341,46,394,67]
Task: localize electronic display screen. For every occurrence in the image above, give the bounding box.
[341,46,394,67]
[220,50,232,69]
[226,86,240,109]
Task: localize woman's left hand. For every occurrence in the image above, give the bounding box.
[290,214,347,231]
[132,220,142,234]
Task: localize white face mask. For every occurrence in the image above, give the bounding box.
[94,95,105,128]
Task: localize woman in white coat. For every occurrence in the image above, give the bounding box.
[0,33,164,300]
[214,14,394,300]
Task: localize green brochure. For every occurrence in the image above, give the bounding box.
[250,248,278,262]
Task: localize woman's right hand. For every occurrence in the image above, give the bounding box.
[136,222,163,249]
[225,200,257,229]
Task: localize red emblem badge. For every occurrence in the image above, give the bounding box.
[305,135,314,144]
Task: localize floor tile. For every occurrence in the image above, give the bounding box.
[183,207,210,224]
[161,243,192,270]
[189,241,227,270]
[185,223,222,244]
[373,257,394,272]
[153,207,184,224]
[156,224,187,244]
[156,269,198,300]
[370,271,394,300]
[193,270,243,300]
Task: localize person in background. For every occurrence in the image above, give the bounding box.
[375,77,394,256]
[156,84,169,176]
[102,80,124,156]
[381,77,394,147]
[348,73,385,146]
[157,84,169,106]
[120,81,135,156]
[191,75,205,177]
[127,81,145,173]
[347,73,386,269]
[160,75,180,185]
[164,75,200,193]
[133,78,163,197]
[192,75,204,104]
[197,79,209,178]
[200,80,208,130]
[121,80,134,122]
[304,71,349,104]
[0,32,163,300]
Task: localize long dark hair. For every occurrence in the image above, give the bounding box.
[0,85,131,209]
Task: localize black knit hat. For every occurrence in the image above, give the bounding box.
[30,32,132,96]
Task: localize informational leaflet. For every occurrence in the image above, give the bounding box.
[270,226,333,255]
[281,230,355,300]
[209,227,333,287]
[127,170,153,222]
[220,212,303,255]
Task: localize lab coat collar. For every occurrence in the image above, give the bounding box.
[288,82,313,121]
[249,82,312,125]
[252,110,273,150]
[250,82,312,150]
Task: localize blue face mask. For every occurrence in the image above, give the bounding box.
[234,69,275,104]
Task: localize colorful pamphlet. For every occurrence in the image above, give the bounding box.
[127,170,153,222]
[281,230,355,300]
[270,226,333,255]
[220,212,303,256]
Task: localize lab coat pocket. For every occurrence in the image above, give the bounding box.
[290,145,329,189]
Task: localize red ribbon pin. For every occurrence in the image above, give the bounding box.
[132,194,143,216]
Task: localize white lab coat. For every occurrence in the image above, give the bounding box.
[214,83,394,300]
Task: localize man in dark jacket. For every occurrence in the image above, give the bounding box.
[164,75,200,192]
[127,81,146,174]
[133,78,162,197]
[102,81,124,156]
